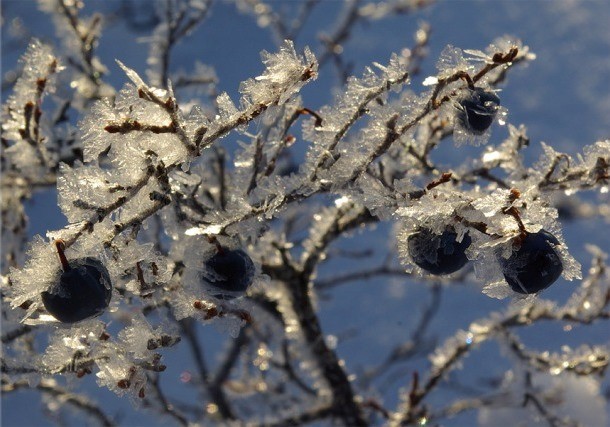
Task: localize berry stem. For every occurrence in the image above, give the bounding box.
[456,71,475,90]
[54,239,71,271]
[454,215,492,236]
[503,206,527,237]
[409,172,453,200]
[425,172,453,191]
[502,189,528,238]
[297,107,323,128]
[206,235,225,255]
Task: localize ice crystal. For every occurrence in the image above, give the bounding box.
[240,40,317,107]
[2,39,61,176]
[301,52,410,190]
[473,123,528,179]
[435,45,475,79]
[467,188,582,296]
[57,163,121,223]
[7,236,64,311]
[429,320,493,372]
[41,322,106,373]
[2,4,606,425]
[105,239,171,298]
[96,351,147,399]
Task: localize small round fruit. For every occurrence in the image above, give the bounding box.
[407,228,471,275]
[457,87,501,134]
[42,257,112,323]
[498,230,563,294]
[203,249,255,299]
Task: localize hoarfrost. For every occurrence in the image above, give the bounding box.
[81,81,190,180]
[469,188,582,294]
[583,140,610,189]
[7,236,62,311]
[1,5,606,425]
[95,351,147,399]
[478,371,607,427]
[240,40,318,107]
[435,45,475,79]
[563,245,609,316]
[41,321,106,373]
[216,92,240,122]
[117,315,177,359]
[429,320,494,375]
[106,239,171,298]
[2,39,60,136]
[116,60,147,89]
[348,173,400,220]
[80,97,122,163]
[2,39,61,176]
[57,163,120,223]
[38,0,113,103]
[472,123,528,179]
[301,52,410,188]
[396,188,473,273]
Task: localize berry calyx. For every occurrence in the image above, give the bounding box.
[407,227,471,275]
[498,229,563,294]
[42,256,113,323]
[457,87,500,134]
[203,248,255,299]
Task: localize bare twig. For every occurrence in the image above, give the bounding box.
[2,378,115,427]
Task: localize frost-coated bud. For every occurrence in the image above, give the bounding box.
[498,229,564,294]
[42,257,112,323]
[457,87,501,134]
[203,248,255,299]
[407,227,472,275]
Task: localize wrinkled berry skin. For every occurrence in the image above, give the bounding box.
[42,257,112,323]
[499,230,563,294]
[457,87,501,134]
[407,228,472,275]
[203,249,255,299]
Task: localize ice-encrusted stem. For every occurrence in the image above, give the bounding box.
[287,273,368,426]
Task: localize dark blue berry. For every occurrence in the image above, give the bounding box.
[499,230,563,294]
[203,249,255,299]
[277,161,299,177]
[42,257,112,323]
[407,228,471,275]
[457,87,500,134]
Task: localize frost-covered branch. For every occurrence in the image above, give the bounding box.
[40,0,112,102]
[393,250,609,425]
[147,0,212,89]
[262,233,369,425]
[2,3,609,426]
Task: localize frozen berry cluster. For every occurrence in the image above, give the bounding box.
[407,227,564,294]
